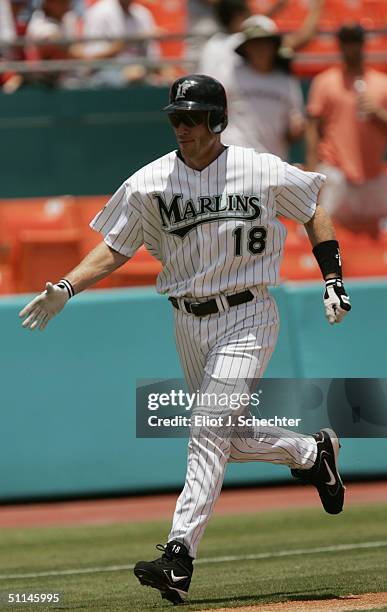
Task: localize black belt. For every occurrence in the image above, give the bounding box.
[168,289,255,317]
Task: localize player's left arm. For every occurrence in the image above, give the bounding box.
[304,199,352,325]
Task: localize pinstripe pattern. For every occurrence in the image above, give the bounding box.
[90,147,325,295]
[90,145,323,560]
[169,292,316,558]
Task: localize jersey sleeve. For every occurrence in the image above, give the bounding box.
[275,162,326,223]
[90,181,144,257]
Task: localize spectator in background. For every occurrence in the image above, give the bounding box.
[306,24,387,237]
[198,0,250,75]
[200,0,324,159]
[1,0,17,89]
[26,0,80,86]
[27,0,78,52]
[197,0,294,75]
[76,0,160,86]
[188,0,289,64]
[186,0,219,62]
[2,0,31,93]
[0,0,16,48]
[8,0,30,42]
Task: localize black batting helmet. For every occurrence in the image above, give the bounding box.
[163,74,228,134]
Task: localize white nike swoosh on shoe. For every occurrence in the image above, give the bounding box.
[167,570,189,583]
[323,458,337,486]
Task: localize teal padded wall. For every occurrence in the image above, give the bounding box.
[284,279,387,378]
[0,87,176,198]
[0,85,305,199]
[0,281,386,501]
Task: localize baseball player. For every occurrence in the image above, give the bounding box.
[19,75,351,606]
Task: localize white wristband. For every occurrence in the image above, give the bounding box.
[57,278,75,299]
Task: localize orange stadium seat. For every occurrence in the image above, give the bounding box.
[280,219,387,280]
[137,0,187,59]
[108,245,162,288]
[0,196,79,264]
[342,243,387,277]
[75,195,108,255]
[277,218,317,280]
[0,196,81,293]
[280,246,321,280]
[16,229,82,293]
[250,0,386,30]
[74,195,118,290]
[249,0,387,76]
[0,264,15,295]
[2,194,386,294]
[361,0,386,29]
[282,217,309,244]
[281,240,387,281]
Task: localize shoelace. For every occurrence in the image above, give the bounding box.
[155,543,192,570]
[155,544,173,561]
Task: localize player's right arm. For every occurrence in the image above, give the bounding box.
[60,241,129,294]
[19,242,129,331]
[19,179,144,330]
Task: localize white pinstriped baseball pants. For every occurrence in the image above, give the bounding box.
[168,287,317,558]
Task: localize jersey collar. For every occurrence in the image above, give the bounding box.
[176,146,228,173]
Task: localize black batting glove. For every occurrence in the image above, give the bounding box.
[323,278,351,325]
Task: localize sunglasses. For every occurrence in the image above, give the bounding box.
[168,111,208,128]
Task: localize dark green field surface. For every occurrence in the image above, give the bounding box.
[1,504,386,611]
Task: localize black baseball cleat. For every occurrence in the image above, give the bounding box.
[291,428,345,514]
[134,540,193,605]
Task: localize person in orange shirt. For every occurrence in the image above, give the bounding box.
[306,24,387,236]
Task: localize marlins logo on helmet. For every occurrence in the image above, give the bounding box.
[175,80,195,99]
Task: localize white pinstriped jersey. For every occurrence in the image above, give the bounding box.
[90,145,325,298]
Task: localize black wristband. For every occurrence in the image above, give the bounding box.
[312,240,342,279]
[57,278,75,299]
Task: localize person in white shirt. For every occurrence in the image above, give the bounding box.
[198,0,250,75]
[80,0,160,85]
[26,0,79,86]
[0,0,16,48]
[27,0,78,48]
[200,1,324,159]
[192,0,289,67]
[208,15,305,159]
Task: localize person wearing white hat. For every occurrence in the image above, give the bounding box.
[200,1,324,160]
